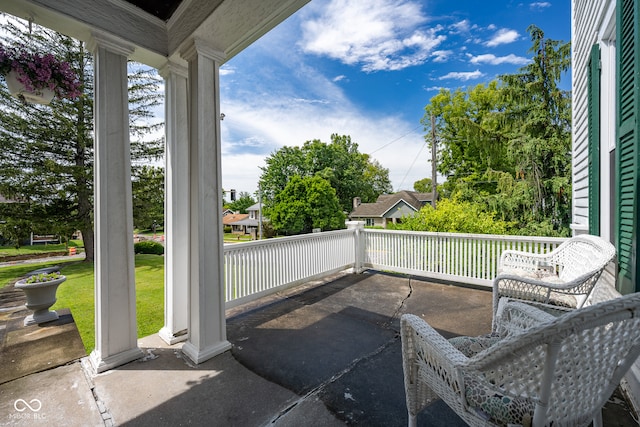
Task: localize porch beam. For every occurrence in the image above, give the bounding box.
[180,38,232,364]
[88,32,143,373]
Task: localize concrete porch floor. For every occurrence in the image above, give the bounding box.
[0,270,638,426]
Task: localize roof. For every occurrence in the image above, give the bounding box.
[222,213,249,225]
[246,203,262,212]
[349,191,432,218]
[232,218,260,227]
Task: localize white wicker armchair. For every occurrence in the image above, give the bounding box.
[492,234,616,329]
[401,292,640,427]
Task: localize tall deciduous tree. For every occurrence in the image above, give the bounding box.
[259,134,392,213]
[422,26,571,236]
[0,17,163,260]
[268,175,345,234]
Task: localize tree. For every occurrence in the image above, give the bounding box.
[413,178,432,193]
[0,17,163,260]
[499,25,572,232]
[390,198,512,235]
[268,175,345,234]
[422,26,571,235]
[259,134,392,213]
[225,192,256,214]
[132,166,164,231]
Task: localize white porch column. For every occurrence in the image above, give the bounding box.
[88,33,143,373]
[180,38,231,363]
[158,61,190,344]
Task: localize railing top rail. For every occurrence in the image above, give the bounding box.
[362,228,568,243]
[224,228,355,252]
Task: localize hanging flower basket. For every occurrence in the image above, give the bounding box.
[0,44,81,104]
[4,70,55,104]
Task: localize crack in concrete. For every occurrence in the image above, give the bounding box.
[80,358,115,427]
[388,275,414,329]
[264,335,399,426]
[266,275,415,425]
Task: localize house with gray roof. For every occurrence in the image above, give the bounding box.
[348,191,432,228]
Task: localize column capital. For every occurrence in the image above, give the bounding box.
[159,59,189,79]
[180,37,226,64]
[88,31,135,57]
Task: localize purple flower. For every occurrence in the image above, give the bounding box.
[0,43,81,101]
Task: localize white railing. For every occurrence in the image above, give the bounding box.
[224,229,355,308]
[223,223,567,307]
[362,229,566,287]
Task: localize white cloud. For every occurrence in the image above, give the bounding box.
[220,94,430,194]
[469,53,530,65]
[530,2,552,10]
[219,66,235,76]
[432,50,453,63]
[486,29,520,46]
[438,70,484,81]
[220,45,432,195]
[450,19,471,34]
[333,75,347,82]
[300,0,446,72]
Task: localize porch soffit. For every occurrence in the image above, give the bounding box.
[0,0,309,68]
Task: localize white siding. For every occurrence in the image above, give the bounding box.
[571,0,616,239]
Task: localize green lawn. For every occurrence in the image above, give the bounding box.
[224,232,254,242]
[1,254,164,354]
[0,240,84,258]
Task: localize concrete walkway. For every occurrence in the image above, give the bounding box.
[0,271,637,426]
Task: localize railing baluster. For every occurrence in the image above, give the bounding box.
[223,228,567,308]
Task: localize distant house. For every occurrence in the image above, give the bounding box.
[223,203,265,236]
[223,213,249,234]
[348,191,432,228]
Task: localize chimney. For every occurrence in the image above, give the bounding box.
[353,197,361,210]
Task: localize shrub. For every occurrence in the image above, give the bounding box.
[134,241,164,255]
[391,198,514,235]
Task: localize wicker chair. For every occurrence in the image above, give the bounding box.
[492,234,616,329]
[401,292,640,427]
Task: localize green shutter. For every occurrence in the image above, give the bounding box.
[616,0,640,293]
[588,43,601,235]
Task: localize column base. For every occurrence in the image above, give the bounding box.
[89,347,144,374]
[182,340,231,364]
[159,326,188,345]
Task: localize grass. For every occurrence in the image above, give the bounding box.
[0,240,84,258]
[1,254,165,354]
[223,232,254,243]
[0,259,79,288]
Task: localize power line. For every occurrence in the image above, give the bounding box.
[396,140,428,191]
[369,124,422,155]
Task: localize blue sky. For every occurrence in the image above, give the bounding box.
[219,0,571,196]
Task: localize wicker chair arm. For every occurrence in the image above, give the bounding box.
[494,299,557,337]
[499,249,554,272]
[401,314,468,365]
[401,314,468,418]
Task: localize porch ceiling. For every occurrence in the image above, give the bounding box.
[0,0,309,68]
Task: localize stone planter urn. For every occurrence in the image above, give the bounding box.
[15,272,66,326]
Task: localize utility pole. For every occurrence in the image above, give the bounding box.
[430,113,438,209]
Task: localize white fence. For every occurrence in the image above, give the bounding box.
[224,229,356,308]
[363,229,566,287]
[223,224,567,307]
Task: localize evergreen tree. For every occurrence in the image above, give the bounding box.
[0,17,163,260]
